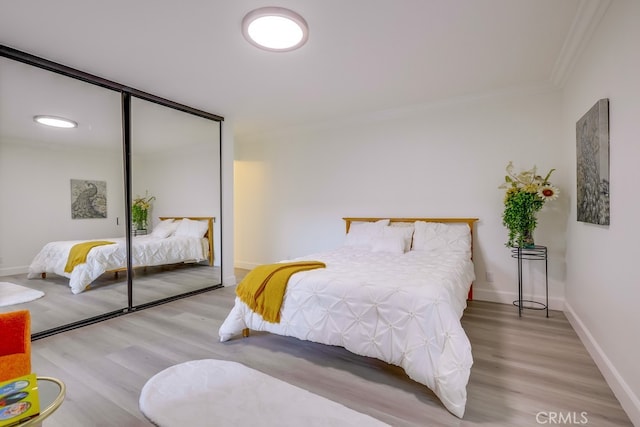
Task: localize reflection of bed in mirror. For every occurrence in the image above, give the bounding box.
[27,217,214,294]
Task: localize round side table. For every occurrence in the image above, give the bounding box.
[19,377,65,426]
[511,245,549,317]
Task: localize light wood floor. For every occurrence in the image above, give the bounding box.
[1,263,221,335]
[30,281,632,426]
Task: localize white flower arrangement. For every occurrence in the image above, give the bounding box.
[499,161,559,247]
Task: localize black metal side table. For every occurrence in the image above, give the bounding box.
[511,245,548,317]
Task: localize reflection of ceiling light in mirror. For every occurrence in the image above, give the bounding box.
[33,115,78,128]
[242,7,308,52]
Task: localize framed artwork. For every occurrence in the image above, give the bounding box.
[70,179,107,219]
[576,98,610,225]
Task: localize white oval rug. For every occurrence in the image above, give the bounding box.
[0,282,45,307]
[139,359,390,427]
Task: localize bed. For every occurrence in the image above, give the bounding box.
[27,216,215,294]
[219,217,478,418]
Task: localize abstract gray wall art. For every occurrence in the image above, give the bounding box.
[70,179,107,219]
[576,99,610,225]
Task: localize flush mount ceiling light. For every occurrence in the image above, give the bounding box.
[33,115,78,129]
[242,7,308,52]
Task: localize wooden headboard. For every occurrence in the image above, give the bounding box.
[159,216,215,266]
[343,217,479,300]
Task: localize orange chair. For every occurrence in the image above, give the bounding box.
[0,310,31,382]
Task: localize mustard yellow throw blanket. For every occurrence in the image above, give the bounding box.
[236,261,326,323]
[64,241,115,273]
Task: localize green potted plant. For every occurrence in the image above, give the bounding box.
[500,162,559,248]
[132,192,155,231]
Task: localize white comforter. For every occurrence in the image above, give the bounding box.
[219,247,475,418]
[27,235,208,294]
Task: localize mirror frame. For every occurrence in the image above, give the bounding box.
[1,44,224,339]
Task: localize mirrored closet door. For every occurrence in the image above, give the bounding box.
[0,46,223,337]
[129,96,222,307]
[0,55,128,335]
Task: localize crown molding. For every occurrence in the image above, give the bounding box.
[551,0,612,88]
[238,81,560,141]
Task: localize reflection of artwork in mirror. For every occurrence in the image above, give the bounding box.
[70,179,107,219]
[576,98,610,226]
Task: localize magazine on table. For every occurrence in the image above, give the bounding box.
[0,373,40,426]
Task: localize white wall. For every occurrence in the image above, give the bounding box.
[562,1,640,424]
[234,87,570,309]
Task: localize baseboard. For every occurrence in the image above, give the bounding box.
[234,261,260,270]
[222,274,237,287]
[564,302,640,426]
[472,287,564,311]
[0,266,29,277]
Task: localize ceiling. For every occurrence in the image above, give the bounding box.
[0,0,600,140]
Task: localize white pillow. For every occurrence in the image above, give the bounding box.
[343,219,390,249]
[149,219,179,238]
[411,221,471,254]
[371,234,406,254]
[174,218,209,238]
[382,224,414,252]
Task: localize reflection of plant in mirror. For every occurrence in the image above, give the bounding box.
[132,192,155,230]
